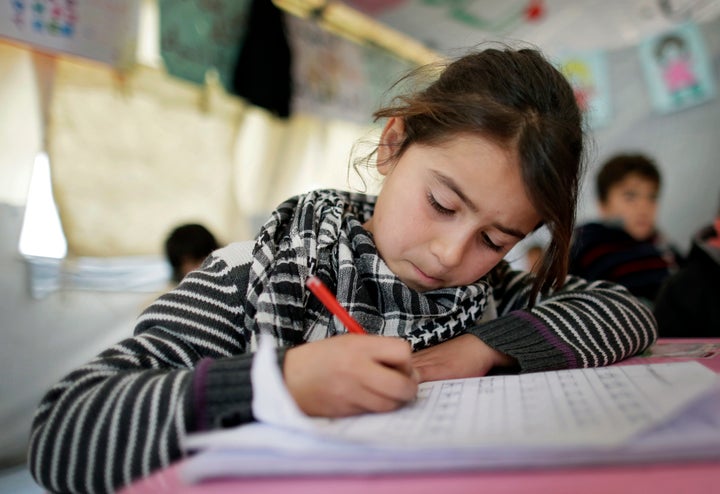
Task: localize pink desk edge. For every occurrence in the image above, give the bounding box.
[120,339,720,494]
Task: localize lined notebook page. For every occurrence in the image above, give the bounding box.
[181,340,720,482]
[310,362,717,447]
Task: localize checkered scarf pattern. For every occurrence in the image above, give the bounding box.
[244,189,490,351]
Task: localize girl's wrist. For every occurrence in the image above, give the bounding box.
[479,339,516,368]
[492,348,517,368]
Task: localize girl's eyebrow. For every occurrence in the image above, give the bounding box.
[432,170,527,239]
[492,222,526,240]
[432,170,478,212]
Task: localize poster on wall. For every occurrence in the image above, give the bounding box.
[557,50,612,129]
[285,16,370,123]
[285,15,411,124]
[159,0,251,91]
[638,22,716,114]
[0,0,141,69]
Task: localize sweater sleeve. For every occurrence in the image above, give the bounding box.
[27,247,261,494]
[468,262,658,372]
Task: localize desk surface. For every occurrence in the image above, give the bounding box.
[120,339,720,494]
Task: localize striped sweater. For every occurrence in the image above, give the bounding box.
[28,241,657,494]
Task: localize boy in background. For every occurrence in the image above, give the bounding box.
[569,153,682,306]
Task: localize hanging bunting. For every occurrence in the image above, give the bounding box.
[419,0,545,30]
[285,15,412,124]
[557,50,612,130]
[638,21,716,114]
[285,16,369,123]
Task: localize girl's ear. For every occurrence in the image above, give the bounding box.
[377,117,405,176]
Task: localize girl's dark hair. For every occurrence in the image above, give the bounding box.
[367,47,585,303]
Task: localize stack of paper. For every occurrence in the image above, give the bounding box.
[181,338,720,483]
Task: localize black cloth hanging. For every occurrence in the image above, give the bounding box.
[232,0,293,118]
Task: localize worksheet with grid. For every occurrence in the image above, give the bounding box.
[182,338,720,482]
[312,361,717,447]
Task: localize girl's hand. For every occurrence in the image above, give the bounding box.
[283,334,419,417]
[411,334,516,383]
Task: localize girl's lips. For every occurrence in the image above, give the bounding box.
[412,263,442,286]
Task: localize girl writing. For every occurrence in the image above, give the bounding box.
[29,46,656,494]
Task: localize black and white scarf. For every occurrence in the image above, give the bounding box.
[244,189,490,351]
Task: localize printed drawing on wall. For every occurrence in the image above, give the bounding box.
[557,50,612,129]
[0,0,141,69]
[638,22,716,114]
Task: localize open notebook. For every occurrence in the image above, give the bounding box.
[181,337,720,483]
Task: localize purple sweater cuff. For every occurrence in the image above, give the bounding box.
[514,311,578,368]
[192,358,214,432]
[467,310,577,372]
[188,347,288,432]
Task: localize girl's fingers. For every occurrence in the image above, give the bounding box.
[349,373,417,414]
[354,361,418,408]
[283,334,418,417]
[359,335,416,377]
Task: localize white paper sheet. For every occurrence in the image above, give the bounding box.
[182,337,720,483]
[249,334,325,430]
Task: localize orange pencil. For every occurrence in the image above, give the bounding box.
[306,275,367,334]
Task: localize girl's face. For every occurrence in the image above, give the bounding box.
[364,118,541,292]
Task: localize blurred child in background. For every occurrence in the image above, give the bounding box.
[569,153,682,306]
[165,223,220,283]
[524,243,545,275]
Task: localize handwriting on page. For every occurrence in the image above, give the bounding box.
[182,360,720,482]
[313,363,715,448]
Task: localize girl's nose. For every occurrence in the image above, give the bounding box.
[430,234,468,268]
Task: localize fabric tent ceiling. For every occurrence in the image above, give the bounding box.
[342,0,720,54]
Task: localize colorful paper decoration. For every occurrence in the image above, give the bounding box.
[0,0,141,69]
[638,22,716,114]
[557,50,612,129]
[286,15,413,124]
[158,0,251,90]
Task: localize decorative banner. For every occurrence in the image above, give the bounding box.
[286,16,370,123]
[557,50,612,129]
[0,0,140,69]
[638,22,716,114]
[285,15,414,124]
[159,0,251,90]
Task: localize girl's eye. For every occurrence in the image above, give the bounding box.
[481,233,503,252]
[427,192,454,216]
